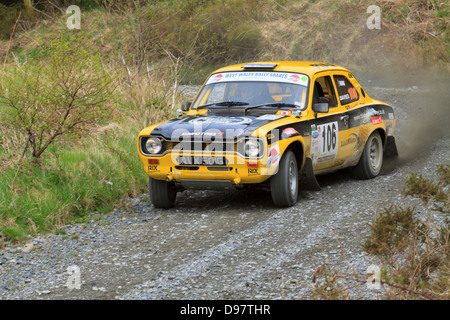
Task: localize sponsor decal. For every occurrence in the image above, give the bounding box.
[288,74,300,82]
[288,74,307,83]
[353,113,365,122]
[148,165,159,172]
[292,108,302,115]
[311,124,320,167]
[256,114,284,121]
[283,127,299,137]
[371,115,382,125]
[340,133,359,149]
[266,144,280,167]
[247,161,258,167]
[205,72,309,86]
[339,93,350,101]
[311,124,319,139]
[385,120,394,136]
[312,130,319,139]
[188,116,253,125]
[212,74,223,82]
[318,155,335,163]
[353,108,384,124]
[388,113,394,120]
[348,87,358,100]
[181,131,221,137]
[338,80,346,87]
[248,168,260,176]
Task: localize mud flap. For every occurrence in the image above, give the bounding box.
[384,136,399,158]
[298,157,321,191]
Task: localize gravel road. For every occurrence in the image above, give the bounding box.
[1,82,449,301]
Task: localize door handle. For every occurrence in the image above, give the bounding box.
[340,115,349,125]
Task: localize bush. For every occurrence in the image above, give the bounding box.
[362,205,427,258]
[309,164,449,300]
[0,4,22,40]
[134,0,265,76]
[0,31,116,162]
[362,164,449,299]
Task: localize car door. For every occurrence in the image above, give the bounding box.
[331,73,364,163]
[309,72,350,171]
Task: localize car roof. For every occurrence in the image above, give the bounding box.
[213,61,349,76]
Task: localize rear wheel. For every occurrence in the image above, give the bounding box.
[352,131,383,179]
[270,150,298,207]
[149,177,177,208]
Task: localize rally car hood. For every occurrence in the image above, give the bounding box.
[150,114,287,141]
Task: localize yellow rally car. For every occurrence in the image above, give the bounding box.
[137,61,398,208]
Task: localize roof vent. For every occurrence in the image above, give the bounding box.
[242,63,278,70]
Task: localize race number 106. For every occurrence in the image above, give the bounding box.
[319,121,338,154]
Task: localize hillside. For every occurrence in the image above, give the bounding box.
[1,0,449,81]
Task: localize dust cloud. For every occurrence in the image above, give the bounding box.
[397,78,449,162]
[361,67,449,167]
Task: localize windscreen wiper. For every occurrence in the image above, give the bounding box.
[244,102,299,114]
[197,101,249,110]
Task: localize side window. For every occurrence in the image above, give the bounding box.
[333,75,359,105]
[312,76,338,108]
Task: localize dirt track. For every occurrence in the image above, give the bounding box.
[0,83,449,300]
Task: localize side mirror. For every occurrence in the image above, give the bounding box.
[313,102,329,118]
[181,101,192,112]
[313,102,329,113]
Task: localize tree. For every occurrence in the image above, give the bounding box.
[23,0,34,18]
[0,32,116,162]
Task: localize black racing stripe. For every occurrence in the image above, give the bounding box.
[267,103,394,142]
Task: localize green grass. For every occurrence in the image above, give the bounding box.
[0,126,149,242]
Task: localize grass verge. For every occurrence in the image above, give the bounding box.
[0,126,149,242]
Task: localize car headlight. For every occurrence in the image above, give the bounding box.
[244,139,260,158]
[145,137,162,154]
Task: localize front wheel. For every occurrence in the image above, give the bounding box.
[352,131,383,179]
[149,177,177,208]
[270,150,299,207]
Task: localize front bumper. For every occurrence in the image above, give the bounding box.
[139,152,277,185]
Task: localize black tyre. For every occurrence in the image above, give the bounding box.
[270,150,299,207]
[352,131,383,179]
[149,177,177,209]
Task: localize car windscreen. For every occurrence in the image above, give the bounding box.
[192,71,309,110]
